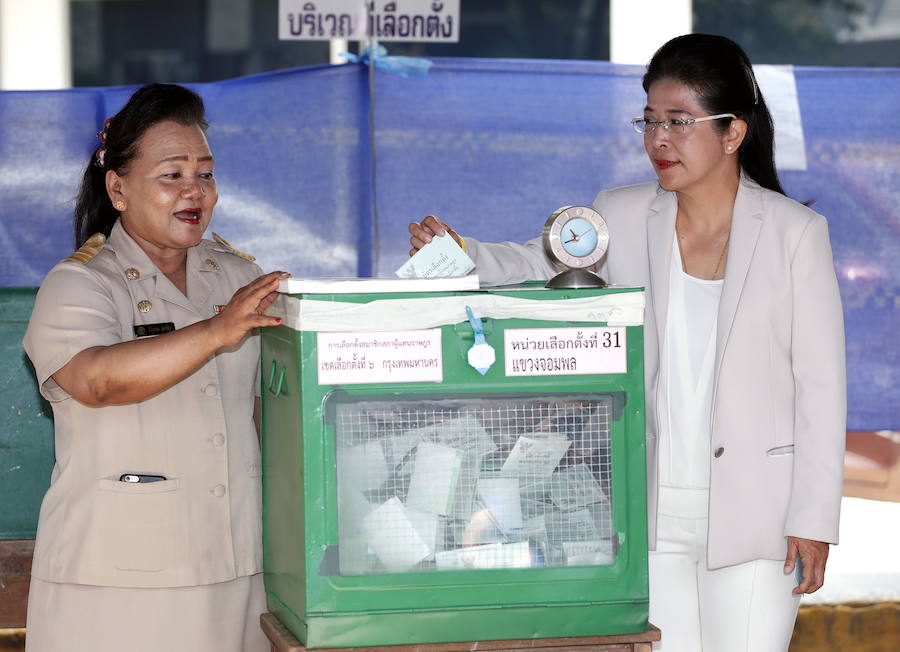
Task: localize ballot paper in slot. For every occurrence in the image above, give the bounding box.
[395,233,476,279]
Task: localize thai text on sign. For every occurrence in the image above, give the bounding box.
[317,329,443,385]
[504,327,627,377]
[279,0,459,42]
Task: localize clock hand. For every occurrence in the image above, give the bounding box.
[564,229,580,244]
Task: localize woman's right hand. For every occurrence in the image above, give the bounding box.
[407,215,463,257]
[53,269,291,407]
[209,271,290,348]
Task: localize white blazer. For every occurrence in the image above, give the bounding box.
[465,177,846,568]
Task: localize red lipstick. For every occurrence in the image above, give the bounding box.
[175,208,201,225]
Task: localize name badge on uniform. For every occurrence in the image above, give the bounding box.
[134,322,176,338]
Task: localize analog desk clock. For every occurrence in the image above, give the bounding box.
[542,205,609,288]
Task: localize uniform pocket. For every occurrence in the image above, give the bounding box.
[766,444,795,457]
[98,478,181,572]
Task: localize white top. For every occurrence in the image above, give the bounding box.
[658,235,723,506]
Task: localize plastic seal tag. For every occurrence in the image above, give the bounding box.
[465,306,495,376]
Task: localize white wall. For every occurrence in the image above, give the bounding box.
[610,0,692,65]
[0,0,71,89]
[0,0,693,89]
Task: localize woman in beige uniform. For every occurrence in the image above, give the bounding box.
[23,84,286,652]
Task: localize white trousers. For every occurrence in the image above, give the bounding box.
[650,490,801,652]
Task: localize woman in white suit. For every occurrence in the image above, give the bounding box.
[408,34,845,652]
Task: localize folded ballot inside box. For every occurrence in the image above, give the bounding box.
[406,441,465,516]
[334,396,618,575]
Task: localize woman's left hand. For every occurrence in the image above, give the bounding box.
[784,536,829,595]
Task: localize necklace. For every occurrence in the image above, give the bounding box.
[676,221,731,280]
[711,229,730,280]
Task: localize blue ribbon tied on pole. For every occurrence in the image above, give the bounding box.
[340,44,433,78]
[465,306,495,376]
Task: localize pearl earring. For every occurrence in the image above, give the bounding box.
[726,145,734,152]
[115,200,126,211]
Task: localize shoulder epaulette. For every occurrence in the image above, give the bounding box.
[64,232,107,264]
[211,232,256,262]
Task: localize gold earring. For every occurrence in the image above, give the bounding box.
[115,200,126,211]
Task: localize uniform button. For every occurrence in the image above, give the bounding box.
[714,446,725,458]
[212,484,226,497]
[202,384,218,397]
[211,433,225,446]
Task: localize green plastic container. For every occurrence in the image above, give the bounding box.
[261,284,647,647]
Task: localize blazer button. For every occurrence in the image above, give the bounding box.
[714,446,725,458]
[211,433,225,446]
[212,484,226,497]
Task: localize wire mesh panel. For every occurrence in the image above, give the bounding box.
[334,395,616,575]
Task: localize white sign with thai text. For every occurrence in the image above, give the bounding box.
[317,329,443,385]
[504,327,626,377]
[279,0,459,42]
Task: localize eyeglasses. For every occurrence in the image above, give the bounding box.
[631,113,737,135]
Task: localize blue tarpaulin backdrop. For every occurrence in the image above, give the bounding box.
[0,58,897,430]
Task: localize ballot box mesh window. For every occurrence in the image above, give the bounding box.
[334,395,616,575]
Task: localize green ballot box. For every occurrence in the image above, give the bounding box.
[260,280,648,648]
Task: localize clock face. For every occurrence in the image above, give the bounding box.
[542,206,609,269]
[559,217,598,258]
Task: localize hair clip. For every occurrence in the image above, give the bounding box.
[745,65,759,106]
[94,117,112,167]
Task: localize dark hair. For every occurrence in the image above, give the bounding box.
[642,33,786,197]
[74,83,209,247]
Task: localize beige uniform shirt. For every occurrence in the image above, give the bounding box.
[24,220,263,588]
